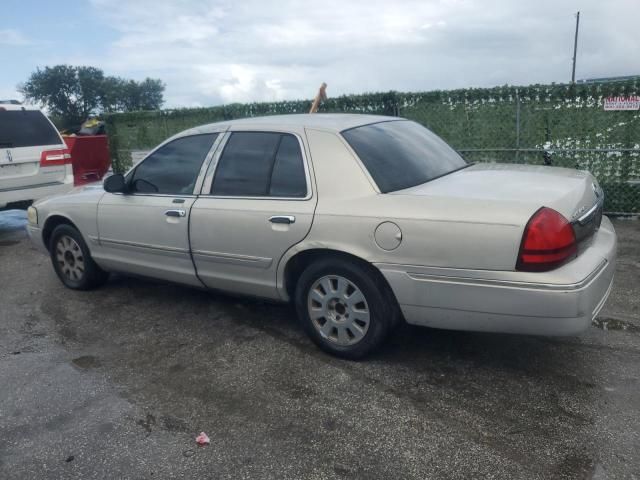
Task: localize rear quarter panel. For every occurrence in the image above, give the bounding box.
[276,129,532,297]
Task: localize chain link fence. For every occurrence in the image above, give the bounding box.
[105,80,640,214]
[401,86,639,214]
[456,148,639,214]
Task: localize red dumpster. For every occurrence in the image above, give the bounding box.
[63,135,111,186]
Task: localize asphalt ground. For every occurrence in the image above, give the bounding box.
[0,211,638,479]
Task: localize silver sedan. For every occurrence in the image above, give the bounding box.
[27,114,616,358]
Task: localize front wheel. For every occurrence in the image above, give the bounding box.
[49,224,109,290]
[295,258,395,359]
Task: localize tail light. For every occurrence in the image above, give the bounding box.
[516,207,577,272]
[40,148,72,167]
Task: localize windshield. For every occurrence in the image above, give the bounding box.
[0,110,62,148]
[341,120,467,193]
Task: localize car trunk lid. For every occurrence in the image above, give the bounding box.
[393,162,603,241]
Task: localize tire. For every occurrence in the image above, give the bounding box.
[295,258,396,359]
[49,224,109,290]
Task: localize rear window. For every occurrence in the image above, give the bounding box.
[0,110,62,148]
[341,120,467,193]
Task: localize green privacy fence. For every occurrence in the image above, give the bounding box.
[105,79,640,214]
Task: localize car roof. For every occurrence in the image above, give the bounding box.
[182,113,401,135]
[0,103,43,112]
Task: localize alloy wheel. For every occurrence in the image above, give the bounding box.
[307,275,370,346]
[55,235,85,282]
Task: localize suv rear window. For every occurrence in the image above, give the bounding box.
[341,120,467,193]
[0,110,62,148]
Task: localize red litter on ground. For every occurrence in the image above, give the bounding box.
[195,432,210,446]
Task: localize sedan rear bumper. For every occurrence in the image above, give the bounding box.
[376,216,617,336]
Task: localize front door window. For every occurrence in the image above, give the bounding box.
[130,133,217,195]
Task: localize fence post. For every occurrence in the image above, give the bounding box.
[163,111,169,138]
[515,88,520,163]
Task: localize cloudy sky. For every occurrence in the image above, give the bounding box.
[1,0,639,108]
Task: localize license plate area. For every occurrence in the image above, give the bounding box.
[0,162,38,178]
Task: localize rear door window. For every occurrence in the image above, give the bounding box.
[0,110,62,148]
[211,132,307,197]
[269,135,307,197]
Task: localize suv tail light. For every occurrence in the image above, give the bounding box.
[40,148,72,167]
[516,207,577,272]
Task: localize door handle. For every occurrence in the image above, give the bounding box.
[165,209,186,217]
[269,215,295,224]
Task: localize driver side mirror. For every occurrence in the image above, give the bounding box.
[103,173,127,193]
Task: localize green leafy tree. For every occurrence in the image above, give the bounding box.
[99,75,126,113]
[18,65,165,127]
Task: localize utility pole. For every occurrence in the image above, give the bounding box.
[571,11,580,83]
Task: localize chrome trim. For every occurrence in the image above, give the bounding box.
[577,202,601,225]
[165,209,186,217]
[100,237,189,254]
[404,260,607,291]
[199,193,312,201]
[592,273,615,319]
[269,215,295,224]
[374,258,609,292]
[198,130,314,201]
[110,192,196,199]
[191,249,273,268]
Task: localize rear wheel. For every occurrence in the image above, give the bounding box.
[49,224,109,290]
[295,258,395,359]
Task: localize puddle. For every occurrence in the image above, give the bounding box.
[0,209,27,230]
[592,317,640,333]
[71,355,101,370]
[0,209,27,244]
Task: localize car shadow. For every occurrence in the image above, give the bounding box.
[101,272,583,378]
[58,272,603,473]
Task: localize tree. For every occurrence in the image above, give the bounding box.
[100,77,165,113]
[18,65,165,127]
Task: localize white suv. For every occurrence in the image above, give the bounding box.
[0,103,74,209]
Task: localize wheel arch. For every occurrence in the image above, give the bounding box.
[281,247,401,317]
[42,214,80,251]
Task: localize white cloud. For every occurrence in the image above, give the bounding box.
[85,0,640,107]
[0,29,30,46]
[197,64,286,104]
